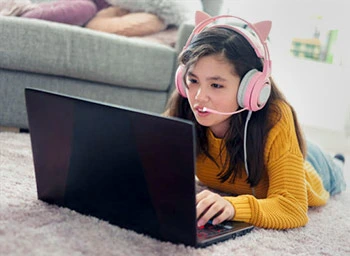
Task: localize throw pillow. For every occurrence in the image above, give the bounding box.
[21,0,97,26]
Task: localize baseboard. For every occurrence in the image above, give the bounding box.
[0,126,20,133]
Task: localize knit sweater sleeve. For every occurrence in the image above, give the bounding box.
[224,102,309,229]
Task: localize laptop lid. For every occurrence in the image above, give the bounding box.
[25,88,253,247]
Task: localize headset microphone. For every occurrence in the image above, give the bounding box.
[202,107,247,115]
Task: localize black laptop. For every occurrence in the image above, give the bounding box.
[25,88,254,248]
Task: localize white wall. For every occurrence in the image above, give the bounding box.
[222,0,350,132]
[273,56,349,132]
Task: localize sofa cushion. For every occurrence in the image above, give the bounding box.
[0,16,176,92]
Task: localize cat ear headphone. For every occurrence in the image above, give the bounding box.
[175,14,272,112]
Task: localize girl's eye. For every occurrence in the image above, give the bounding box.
[186,78,198,85]
[211,83,223,89]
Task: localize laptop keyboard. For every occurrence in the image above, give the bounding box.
[197,221,234,239]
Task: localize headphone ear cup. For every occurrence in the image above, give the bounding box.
[237,69,258,109]
[175,65,187,98]
[251,77,271,111]
[237,69,271,111]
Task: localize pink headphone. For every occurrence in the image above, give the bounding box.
[175,13,272,112]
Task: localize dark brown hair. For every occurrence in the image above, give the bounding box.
[165,27,306,187]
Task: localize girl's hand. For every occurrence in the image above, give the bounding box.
[196,190,235,227]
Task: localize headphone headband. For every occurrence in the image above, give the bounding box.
[183,14,272,77]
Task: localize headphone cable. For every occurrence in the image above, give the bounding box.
[243,110,256,196]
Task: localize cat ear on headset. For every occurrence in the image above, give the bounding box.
[195,10,211,25]
[253,21,272,42]
[195,10,271,43]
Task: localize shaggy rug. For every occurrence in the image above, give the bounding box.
[1,132,349,256]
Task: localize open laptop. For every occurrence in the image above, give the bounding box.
[25,88,254,248]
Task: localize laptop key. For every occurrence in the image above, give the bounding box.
[197,222,234,239]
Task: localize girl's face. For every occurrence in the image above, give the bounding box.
[185,54,241,138]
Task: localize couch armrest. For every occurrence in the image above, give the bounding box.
[201,0,224,16]
[174,21,195,55]
[174,0,225,54]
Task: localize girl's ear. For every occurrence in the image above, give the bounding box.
[195,11,211,26]
[253,21,272,42]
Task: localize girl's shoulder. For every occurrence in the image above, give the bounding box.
[264,100,302,161]
[268,99,294,125]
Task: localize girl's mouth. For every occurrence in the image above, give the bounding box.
[195,107,210,116]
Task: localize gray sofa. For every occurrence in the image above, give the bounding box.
[0,0,223,129]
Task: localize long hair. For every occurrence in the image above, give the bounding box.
[165,27,306,187]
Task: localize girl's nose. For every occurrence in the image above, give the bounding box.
[195,87,209,102]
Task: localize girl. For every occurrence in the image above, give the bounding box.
[164,12,346,230]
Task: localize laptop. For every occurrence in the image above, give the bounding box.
[25,88,254,248]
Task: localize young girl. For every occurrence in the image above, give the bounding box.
[164,12,346,230]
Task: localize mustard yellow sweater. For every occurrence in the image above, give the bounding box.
[196,101,330,229]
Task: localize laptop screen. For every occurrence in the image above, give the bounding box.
[25,88,199,245]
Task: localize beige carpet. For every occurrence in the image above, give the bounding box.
[1,132,349,256]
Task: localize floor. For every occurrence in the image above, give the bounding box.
[303,125,350,184]
[303,125,350,155]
